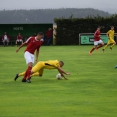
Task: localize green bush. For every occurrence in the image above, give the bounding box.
[54,15,117,45]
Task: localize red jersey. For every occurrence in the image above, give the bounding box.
[2,34,10,41]
[94,30,100,41]
[17,35,23,40]
[25,37,43,54]
[46,30,53,38]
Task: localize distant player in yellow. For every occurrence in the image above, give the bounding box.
[14,60,70,82]
[103,26,116,52]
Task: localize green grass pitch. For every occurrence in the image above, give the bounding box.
[0,45,117,117]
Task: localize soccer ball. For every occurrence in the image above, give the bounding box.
[56,73,62,80]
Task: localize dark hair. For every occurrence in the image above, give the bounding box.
[37,32,44,36]
[60,61,64,65]
[111,26,114,28]
[97,26,101,29]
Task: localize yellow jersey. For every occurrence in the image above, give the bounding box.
[43,60,60,69]
[107,30,114,39]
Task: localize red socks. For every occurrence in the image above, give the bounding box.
[90,48,95,53]
[27,66,32,79]
[90,44,103,53]
[23,66,32,79]
[97,44,103,49]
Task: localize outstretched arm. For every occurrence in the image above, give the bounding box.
[16,42,26,53]
[57,67,70,80]
[35,49,39,64]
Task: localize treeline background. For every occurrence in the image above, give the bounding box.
[0,8,111,24]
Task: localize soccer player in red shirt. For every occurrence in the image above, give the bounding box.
[89,26,104,55]
[16,33,23,45]
[15,32,44,83]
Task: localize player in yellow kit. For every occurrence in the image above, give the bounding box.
[103,26,116,52]
[14,60,70,82]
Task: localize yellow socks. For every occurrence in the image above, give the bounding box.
[104,45,108,50]
[31,72,40,76]
[111,43,115,48]
[18,72,25,76]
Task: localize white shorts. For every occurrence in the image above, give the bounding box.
[24,51,34,64]
[94,40,103,45]
[3,39,9,42]
[17,39,22,42]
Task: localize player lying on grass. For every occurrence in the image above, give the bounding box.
[14,60,70,82]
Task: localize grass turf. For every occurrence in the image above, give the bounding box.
[0,45,117,117]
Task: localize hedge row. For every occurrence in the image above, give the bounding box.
[54,15,117,45]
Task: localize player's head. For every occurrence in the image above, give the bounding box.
[97,26,101,30]
[49,28,52,31]
[19,33,20,35]
[59,61,64,67]
[36,32,44,40]
[4,32,6,34]
[111,26,114,30]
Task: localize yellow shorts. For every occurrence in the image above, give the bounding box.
[107,38,115,44]
[32,62,44,75]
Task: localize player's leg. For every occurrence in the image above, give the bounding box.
[103,40,110,52]
[26,61,33,82]
[31,72,40,76]
[16,40,18,45]
[31,69,44,77]
[31,62,43,75]
[19,40,22,45]
[48,38,51,46]
[19,72,25,76]
[110,39,116,50]
[47,38,50,46]
[6,39,9,46]
[21,39,23,44]
[97,40,104,49]
[22,52,34,83]
[89,41,97,55]
[3,40,5,47]
[14,72,25,81]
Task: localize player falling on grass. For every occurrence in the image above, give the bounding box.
[89,26,104,55]
[102,26,116,52]
[16,32,44,83]
[14,60,70,82]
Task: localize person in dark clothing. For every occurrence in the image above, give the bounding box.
[45,28,53,46]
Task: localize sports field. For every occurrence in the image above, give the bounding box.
[0,46,117,117]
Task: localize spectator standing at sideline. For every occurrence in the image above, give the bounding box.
[45,28,53,46]
[16,33,23,46]
[2,32,10,47]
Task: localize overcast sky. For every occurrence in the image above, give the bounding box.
[0,0,117,14]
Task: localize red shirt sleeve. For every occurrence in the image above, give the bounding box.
[94,31,99,38]
[26,37,31,44]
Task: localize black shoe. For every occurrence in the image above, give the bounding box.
[14,74,19,81]
[110,47,112,50]
[22,79,26,82]
[102,49,105,53]
[27,79,31,83]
